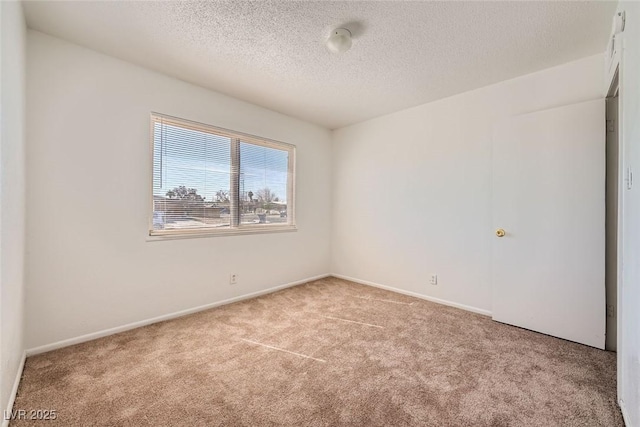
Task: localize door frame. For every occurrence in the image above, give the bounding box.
[606,65,624,401]
[605,74,619,352]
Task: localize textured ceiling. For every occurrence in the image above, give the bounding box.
[23,1,617,129]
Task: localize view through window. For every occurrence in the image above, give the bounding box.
[151,114,295,236]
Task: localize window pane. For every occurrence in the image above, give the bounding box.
[153,121,232,232]
[239,141,289,227]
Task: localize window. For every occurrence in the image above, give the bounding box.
[150,113,295,237]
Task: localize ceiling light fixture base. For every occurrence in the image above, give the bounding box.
[327,28,353,54]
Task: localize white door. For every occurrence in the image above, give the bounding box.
[492,99,606,349]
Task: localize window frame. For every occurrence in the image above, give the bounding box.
[148,112,296,239]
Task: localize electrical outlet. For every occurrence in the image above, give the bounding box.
[606,304,615,318]
[230,274,237,285]
[430,274,438,286]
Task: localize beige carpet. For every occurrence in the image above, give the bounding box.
[11,277,621,426]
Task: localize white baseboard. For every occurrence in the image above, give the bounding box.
[332,273,492,317]
[2,350,27,427]
[619,398,632,427]
[26,273,330,356]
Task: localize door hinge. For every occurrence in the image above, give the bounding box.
[626,167,633,190]
[606,119,615,132]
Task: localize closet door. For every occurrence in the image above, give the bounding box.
[492,99,605,349]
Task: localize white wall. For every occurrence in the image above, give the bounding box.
[618,2,640,426]
[0,0,26,416]
[25,30,332,349]
[332,54,604,314]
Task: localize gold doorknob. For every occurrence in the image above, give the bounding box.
[496,228,506,237]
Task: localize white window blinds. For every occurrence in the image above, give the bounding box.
[151,113,295,236]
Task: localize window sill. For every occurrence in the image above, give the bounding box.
[146,224,297,241]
